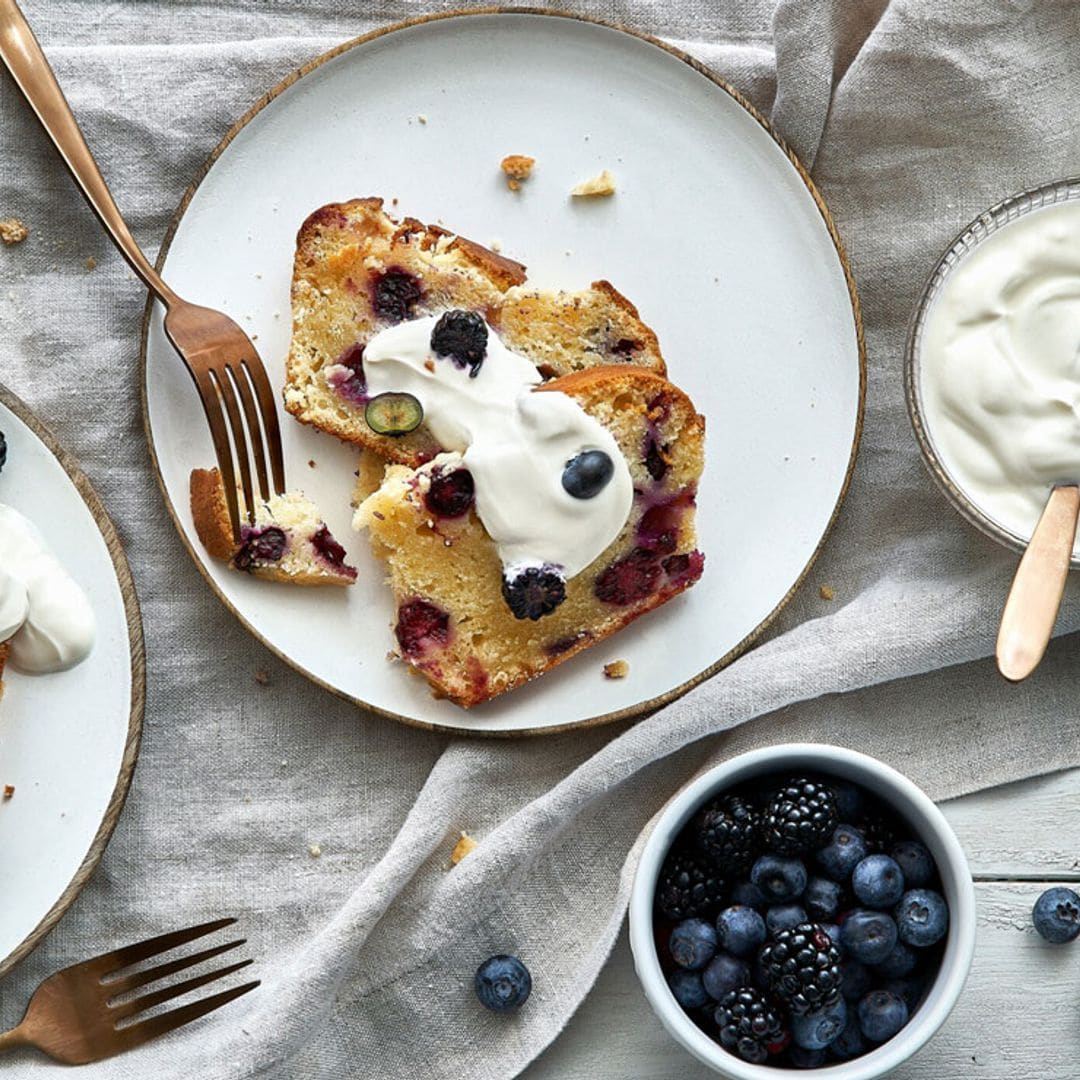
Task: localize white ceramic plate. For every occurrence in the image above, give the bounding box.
[0,386,143,976]
[142,11,863,735]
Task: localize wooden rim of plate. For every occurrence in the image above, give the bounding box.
[0,383,146,978]
[139,7,867,738]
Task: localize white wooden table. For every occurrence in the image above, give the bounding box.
[524,769,1079,1079]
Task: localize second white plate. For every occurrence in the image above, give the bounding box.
[143,11,863,734]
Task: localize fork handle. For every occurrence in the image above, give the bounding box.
[0,0,179,306]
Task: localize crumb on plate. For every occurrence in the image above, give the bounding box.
[819,584,835,601]
[450,832,478,866]
[3,784,13,800]
[604,659,630,679]
[0,218,29,245]
[500,154,535,191]
[308,459,316,469]
[571,169,616,198]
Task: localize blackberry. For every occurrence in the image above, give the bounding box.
[715,987,787,1065]
[859,810,898,855]
[758,923,842,1015]
[234,526,287,570]
[395,598,450,657]
[594,547,661,605]
[501,566,566,621]
[311,525,348,567]
[693,795,759,874]
[424,467,475,518]
[655,848,726,921]
[761,777,838,855]
[372,267,423,323]
[430,309,488,376]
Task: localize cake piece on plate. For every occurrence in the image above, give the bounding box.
[282,197,665,466]
[190,468,356,586]
[355,364,705,707]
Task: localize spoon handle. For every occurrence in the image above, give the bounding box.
[997,483,1080,681]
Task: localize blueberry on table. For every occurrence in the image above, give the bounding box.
[562,449,614,500]
[766,903,807,936]
[804,876,843,921]
[791,997,847,1050]
[852,854,905,909]
[716,905,766,958]
[701,952,749,1001]
[668,969,709,1009]
[1032,887,1080,944]
[474,955,531,1012]
[669,918,718,970]
[761,777,839,856]
[895,888,949,947]
[750,854,807,903]
[816,824,868,882]
[857,989,909,1042]
[840,909,899,964]
[891,840,934,888]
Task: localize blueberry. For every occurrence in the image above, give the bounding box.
[895,889,948,948]
[882,975,926,1013]
[730,881,768,911]
[365,391,424,435]
[829,1011,867,1060]
[766,903,807,936]
[788,1045,828,1069]
[815,825,868,882]
[852,855,905,909]
[840,909,899,964]
[750,854,807,903]
[234,526,287,570]
[891,840,934,888]
[874,942,917,978]
[474,955,532,1012]
[791,997,847,1050]
[668,969,709,1010]
[831,781,865,822]
[716,905,767,958]
[805,876,843,921]
[839,960,873,1001]
[702,952,750,1001]
[562,450,614,499]
[502,565,566,620]
[669,918,718,971]
[858,989,909,1042]
[430,309,488,376]
[1033,887,1080,944]
[424,467,475,517]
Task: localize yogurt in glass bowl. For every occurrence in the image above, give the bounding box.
[906,178,1080,561]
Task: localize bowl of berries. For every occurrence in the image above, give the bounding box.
[628,744,975,1077]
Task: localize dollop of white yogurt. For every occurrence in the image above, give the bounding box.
[921,201,1080,543]
[0,503,96,673]
[353,315,634,577]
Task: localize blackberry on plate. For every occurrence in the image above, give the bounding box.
[234,526,287,570]
[761,777,838,855]
[373,266,423,323]
[715,987,788,1065]
[430,309,488,376]
[424,467,475,518]
[656,848,726,921]
[758,922,842,1015]
[501,565,566,621]
[693,795,759,874]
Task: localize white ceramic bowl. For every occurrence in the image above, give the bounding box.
[628,744,976,1079]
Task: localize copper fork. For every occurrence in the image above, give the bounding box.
[0,917,258,1064]
[0,0,285,540]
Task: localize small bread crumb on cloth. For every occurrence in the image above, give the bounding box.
[0,218,28,244]
[571,170,616,197]
[500,154,535,191]
[819,585,835,601]
[604,659,630,679]
[450,832,478,866]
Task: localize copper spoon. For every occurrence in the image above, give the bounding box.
[996,483,1080,681]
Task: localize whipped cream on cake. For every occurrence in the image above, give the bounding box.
[0,503,95,673]
[348,313,634,578]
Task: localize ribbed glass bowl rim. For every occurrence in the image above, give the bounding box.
[904,177,1080,566]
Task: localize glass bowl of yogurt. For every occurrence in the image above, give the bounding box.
[906,178,1080,562]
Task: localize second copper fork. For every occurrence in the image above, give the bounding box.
[0,0,285,540]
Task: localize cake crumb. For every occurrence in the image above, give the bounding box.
[500,154,535,191]
[254,668,270,686]
[819,585,835,601]
[450,832,478,866]
[424,359,436,373]
[308,843,322,858]
[571,169,616,198]
[0,218,28,245]
[490,239,503,253]
[308,459,316,469]
[418,113,428,124]
[85,256,97,270]
[604,659,630,679]
[2,784,13,800]
[392,197,399,206]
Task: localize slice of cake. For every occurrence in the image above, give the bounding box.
[355,366,705,706]
[282,198,666,467]
[190,468,357,586]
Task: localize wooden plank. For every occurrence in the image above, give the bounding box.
[524,882,1078,1078]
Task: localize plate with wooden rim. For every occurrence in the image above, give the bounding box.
[0,385,144,977]
[141,9,864,736]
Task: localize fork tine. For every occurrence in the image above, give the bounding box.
[86,918,237,980]
[111,959,254,1022]
[211,369,256,529]
[229,364,270,503]
[105,938,246,994]
[241,356,286,494]
[109,980,260,1054]
[193,372,243,542]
